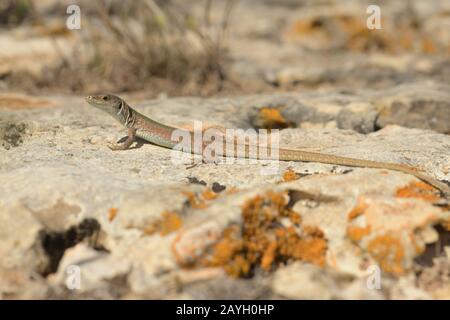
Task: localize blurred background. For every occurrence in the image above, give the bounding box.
[1,0,450,98]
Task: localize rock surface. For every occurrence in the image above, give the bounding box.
[1,87,449,299]
[2,0,450,300]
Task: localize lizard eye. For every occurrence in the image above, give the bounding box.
[102,96,108,101]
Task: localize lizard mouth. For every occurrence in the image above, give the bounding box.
[85,96,105,107]
[85,96,95,104]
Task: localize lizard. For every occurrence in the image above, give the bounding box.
[85,94,450,197]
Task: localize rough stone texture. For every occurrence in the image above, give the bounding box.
[225,0,450,92]
[271,262,384,300]
[374,83,450,134]
[1,88,449,299]
[2,0,450,300]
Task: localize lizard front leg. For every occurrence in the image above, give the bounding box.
[108,128,136,151]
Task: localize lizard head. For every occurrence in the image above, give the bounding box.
[85,94,128,123]
[85,94,122,112]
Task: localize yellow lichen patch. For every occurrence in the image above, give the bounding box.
[286,13,445,55]
[258,108,292,129]
[208,226,242,265]
[201,191,327,277]
[286,18,332,43]
[409,233,426,255]
[144,211,183,236]
[201,190,218,201]
[207,225,249,275]
[182,191,209,209]
[226,186,239,194]
[301,225,323,237]
[261,240,278,271]
[108,207,118,222]
[347,198,368,220]
[346,198,372,242]
[289,211,302,225]
[159,211,183,236]
[345,195,444,276]
[345,26,394,53]
[338,14,367,35]
[182,189,221,209]
[339,16,434,55]
[421,37,438,54]
[282,169,299,182]
[367,234,405,275]
[347,225,371,242]
[395,181,440,202]
[276,226,327,267]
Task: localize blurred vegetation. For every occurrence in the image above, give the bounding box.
[4,0,237,96]
[0,0,35,26]
[82,0,233,93]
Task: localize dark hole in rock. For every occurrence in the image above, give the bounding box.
[286,189,338,209]
[414,225,450,268]
[39,218,104,276]
[373,113,383,132]
[187,176,207,186]
[212,182,226,193]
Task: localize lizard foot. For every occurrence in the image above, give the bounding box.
[107,142,129,151]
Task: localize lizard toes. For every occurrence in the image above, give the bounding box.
[107,143,123,151]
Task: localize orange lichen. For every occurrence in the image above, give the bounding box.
[159,211,183,236]
[339,15,367,34]
[302,225,324,237]
[421,37,437,54]
[287,18,331,42]
[108,207,118,222]
[261,240,278,271]
[182,191,209,209]
[395,181,440,202]
[201,190,218,201]
[276,227,327,267]
[226,186,239,194]
[397,29,414,52]
[409,233,425,255]
[346,28,393,53]
[207,226,243,265]
[367,234,405,275]
[282,169,299,182]
[182,189,222,209]
[258,108,291,129]
[289,211,302,225]
[346,196,443,275]
[347,199,368,220]
[347,225,372,242]
[145,211,183,236]
[286,13,446,56]
[200,191,327,277]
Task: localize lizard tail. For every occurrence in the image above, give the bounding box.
[278,148,450,197]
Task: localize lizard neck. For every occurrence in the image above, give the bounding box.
[125,106,179,149]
